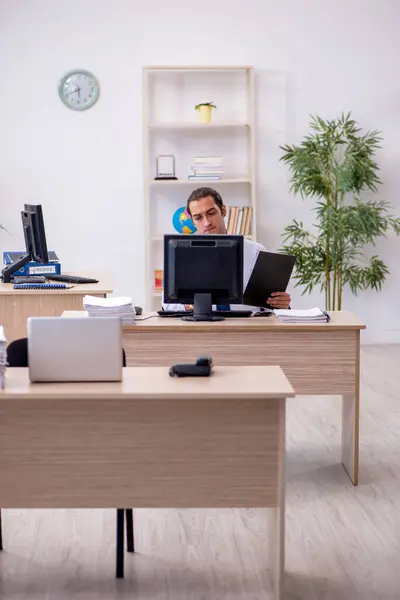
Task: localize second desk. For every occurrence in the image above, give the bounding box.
[1,273,112,341]
[64,309,366,485]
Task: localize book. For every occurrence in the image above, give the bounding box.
[274,307,330,323]
[188,156,224,180]
[226,206,253,235]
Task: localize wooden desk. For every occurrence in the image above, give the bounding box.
[64,309,366,485]
[0,366,293,599]
[0,274,112,341]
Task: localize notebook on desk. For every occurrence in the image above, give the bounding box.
[243,250,296,308]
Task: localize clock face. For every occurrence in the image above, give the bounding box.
[59,69,100,111]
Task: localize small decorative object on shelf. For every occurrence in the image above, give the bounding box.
[188,156,223,181]
[155,155,177,180]
[154,269,164,291]
[195,102,216,124]
[172,207,197,234]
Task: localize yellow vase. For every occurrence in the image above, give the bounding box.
[198,105,213,124]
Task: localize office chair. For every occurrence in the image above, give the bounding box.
[0,337,134,578]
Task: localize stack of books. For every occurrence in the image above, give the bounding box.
[83,295,136,325]
[0,325,6,389]
[188,156,223,181]
[274,307,330,323]
[226,206,253,236]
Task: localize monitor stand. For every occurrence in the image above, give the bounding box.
[1,253,32,283]
[181,293,225,322]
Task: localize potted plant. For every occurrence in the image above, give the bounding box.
[279,112,400,310]
[195,102,216,124]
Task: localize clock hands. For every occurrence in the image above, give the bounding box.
[66,86,81,97]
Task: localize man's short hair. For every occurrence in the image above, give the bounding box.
[186,187,224,216]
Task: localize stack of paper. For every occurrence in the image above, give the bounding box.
[0,325,7,389]
[83,295,136,325]
[274,307,330,323]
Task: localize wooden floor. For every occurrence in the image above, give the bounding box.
[0,345,399,600]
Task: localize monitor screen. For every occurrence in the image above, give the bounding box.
[23,204,49,263]
[163,234,244,321]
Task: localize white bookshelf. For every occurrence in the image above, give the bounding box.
[142,65,256,309]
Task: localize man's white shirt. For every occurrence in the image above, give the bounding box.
[162,238,268,312]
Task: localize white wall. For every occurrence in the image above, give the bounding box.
[0,0,399,344]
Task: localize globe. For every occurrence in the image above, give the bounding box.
[172,206,197,234]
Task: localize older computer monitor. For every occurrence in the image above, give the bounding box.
[163,234,244,322]
[24,204,49,264]
[1,204,49,282]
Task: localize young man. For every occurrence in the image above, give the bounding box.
[163,187,291,312]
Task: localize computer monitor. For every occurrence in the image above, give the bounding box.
[1,204,49,282]
[163,234,244,322]
[24,204,49,263]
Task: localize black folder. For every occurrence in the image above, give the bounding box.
[243,251,296,308]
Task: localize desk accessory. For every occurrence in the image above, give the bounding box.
[274,307,330,323]
[83,295,136,325]
[11,276,47,284]
[13,283,72,290]
[158,309,252,318]
[2,250,61,278]
[47,274,99,284]
[155,155,177,180]
[59,69,100,111]
[169,356,212,377]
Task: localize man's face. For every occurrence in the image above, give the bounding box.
[188,195,227,234]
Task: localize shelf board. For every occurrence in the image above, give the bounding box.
[148,122,250,130]
[150,178,251,185]
[144,66,252,72]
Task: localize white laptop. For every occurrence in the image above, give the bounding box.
[27,316,123,382]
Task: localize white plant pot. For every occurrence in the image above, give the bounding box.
[197,105,213,124]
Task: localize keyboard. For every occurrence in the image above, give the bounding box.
[46,274,99,284]
[13,283,71,290]
[157,309,253,318]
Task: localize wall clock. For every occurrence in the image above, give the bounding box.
[58,69,100,111]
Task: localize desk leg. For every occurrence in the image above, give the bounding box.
[116,509,125,578]
[341,331,360,486]
[268,401,285,600]
[268,507,284,600]
[126,509,134,553]
[341,393,359,485]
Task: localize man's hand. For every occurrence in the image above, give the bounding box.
[267,292,291,309]
[184,304,194,311]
